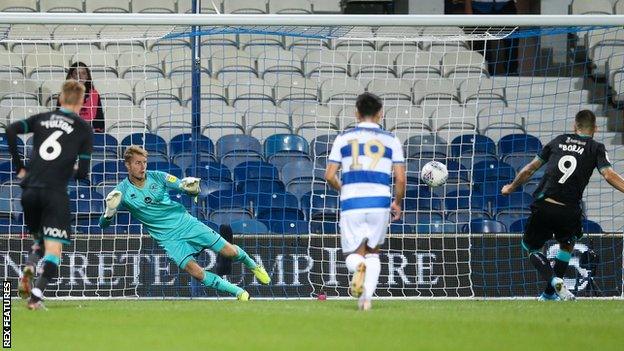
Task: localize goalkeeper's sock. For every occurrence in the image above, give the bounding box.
[201,271,244,297]
[233,245,257,270]
[345,253,365,273]
[30,254,60,302]
[363,253,380,300]
[25,240,44,271]
[553,250,571,280]
[529,252,556,295]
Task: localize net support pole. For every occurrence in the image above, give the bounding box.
[190,0,202,218]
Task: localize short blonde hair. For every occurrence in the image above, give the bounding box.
[60,79,86,105]
[124,145,148,163]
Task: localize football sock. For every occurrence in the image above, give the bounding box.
[232,245,257,270]
[25,240,44,270]
[529,252,556,295]
[31,254,60,302]
[363,254,381,300]
[202,270,244,297]
[553,250,571,279]
[345,253,365,273]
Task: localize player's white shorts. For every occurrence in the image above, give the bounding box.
[339,210,390,253]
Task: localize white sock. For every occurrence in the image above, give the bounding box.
[345,253,365,273]
[363,253,381,300]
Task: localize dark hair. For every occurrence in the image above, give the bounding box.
[355,92,383,118]
[65,61,93,92]
[575,110,596,130]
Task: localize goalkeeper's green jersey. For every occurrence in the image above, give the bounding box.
[99,170,196,242]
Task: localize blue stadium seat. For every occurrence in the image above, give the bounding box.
[216,134,262,158]
[424,220,458,234]
[188,161,232,181]
[406,158,433,185]
[583,219,603,233]
[147,162,183,178]
[509,218,528,232]
[221,154,265,173]
[230,219,269,234]
[402,211,444,225]
[173,154,218,175]
[503,153,545,177]
[237,179,285,194]
[405,134,447,159]
[445,190,487,210]
[199,179,234,197]
[445,160,469,184]
[447,210,490,223]
[169,133,214,157]
[92,133,118,157]
[287,180,326,200]
[245,191,300,215]
[494,192,533,212]
[268,220,309,235]
[389,220,417,234]
[473,160,516,183]
[0,134,23,155]
[463,219,507,233]
[311,134,337,157]
[91,160,126,185]
[310,221,339,234]
[69,190,104,219]
[233,161,280,183]
[169,190,199,211]
[257,207,305,223]
[496,210,531,230]
[120,133,168,158]
[210,209,253,225]
[404,187,443,211]
[300,190,339,220]
[207,189,246,211]
[450,134,496,157]
[498,133,542,157]
[281,160,315,184]
[264,134,309,159]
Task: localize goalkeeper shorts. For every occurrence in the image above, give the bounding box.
[160,219,227,269]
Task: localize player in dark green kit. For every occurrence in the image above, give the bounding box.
[99,146,270,299]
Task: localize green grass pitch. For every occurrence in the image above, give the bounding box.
[11,300,623,351]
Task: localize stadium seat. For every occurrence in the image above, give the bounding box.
[460,79,506,109]
[199,179,234,198]
[256,49,304,82]
[227,77,275,107]
[0,0,37,12]
[206,189,247,211]
[265,219,308,235]
[274,77,319,105]
[404,188,443,212]
[419,220,458,234]
[472,160,516,183]
[303,50,349,78]
[310,221,339,234]
[246,191,300,216]
[413,79,459,105]
[210,209,253,225]
[446,161,470,184]
[264,134,309,159]
[257,208,306,230]
[146,162,183,178]
[169,133,214,156]
[395,51,443,79]
[570,0,612,15]
[404,134,448,159]
[450,134,496,158]
[350,52,396,79]
[478,107,525,141]
[281,160,315,185]
[210,49,257,82]
[494,192,534,212]
[24,53,68,81]
[187,161,232,181]
[121,133,168,159]
[91,160,126,185]
[496,211,531,231]
[86,1,130,12]
[463,219,507,233]
[320,78,364,103]
[169,190,199,211]
[230,219,269,234]
[132,0,176,13]
[216,134,262,159]
[498,134,542,157]
[92,133,118,158]
[583,219,604,233]
[300,190,339,221]
[237,179,285,194]
[135,79,180,107]
[233,161,280,183]
[69,189,104,220]
[441,51,488,78]
[223,0,267,13]
[509,218,528,232]
[311,134,337,158]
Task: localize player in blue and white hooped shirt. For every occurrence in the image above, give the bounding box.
[325,93,406,311]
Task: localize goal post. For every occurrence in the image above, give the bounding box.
[0,13,621,299]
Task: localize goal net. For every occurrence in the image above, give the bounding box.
[0,16,622,299]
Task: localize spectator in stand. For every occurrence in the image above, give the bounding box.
[57,62,105,133]
[465,0,519,75]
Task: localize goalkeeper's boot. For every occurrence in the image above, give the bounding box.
[251,265,271,285]
[350,262,366,298]
[551,277,576,301]
[26,297,46,311]
[537,292,561,301]
[237,290,250,301]
[18,265,34,299]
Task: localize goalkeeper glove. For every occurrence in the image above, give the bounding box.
[104,190,122,219]
[180,177,201,196]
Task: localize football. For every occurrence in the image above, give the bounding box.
[420,161,448,187]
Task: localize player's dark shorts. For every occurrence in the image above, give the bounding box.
[522,199,582,251]
[21,187,72,245]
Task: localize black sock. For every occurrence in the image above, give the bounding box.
[25,242,44,270]
[529,252,555,295]
[31,260,58,302]
[553,258,569,279]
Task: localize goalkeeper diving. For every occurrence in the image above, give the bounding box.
[99,145,270,300]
